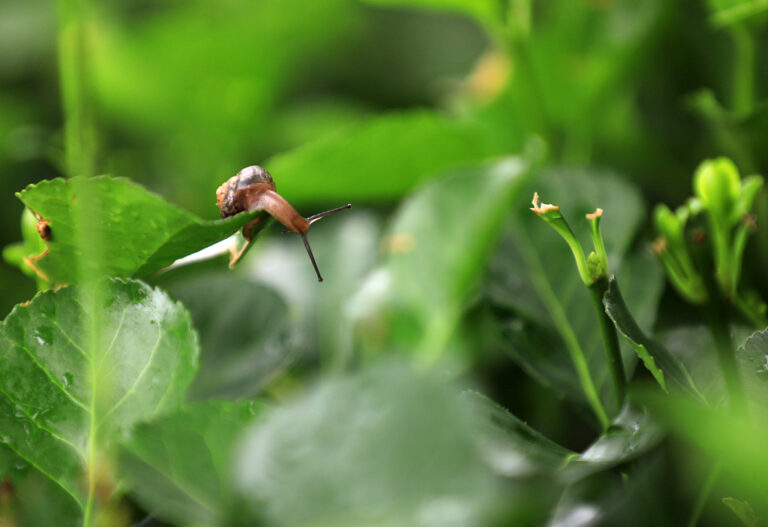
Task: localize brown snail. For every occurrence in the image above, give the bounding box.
[217,165,351,282]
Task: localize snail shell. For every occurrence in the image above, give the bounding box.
[216,165,275,218]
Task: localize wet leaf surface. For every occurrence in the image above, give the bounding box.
[0,278,198,515]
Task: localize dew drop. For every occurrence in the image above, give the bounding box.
[33,326,54,346]
[63,372,74,387]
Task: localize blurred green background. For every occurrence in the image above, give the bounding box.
[3,0,749,315]
[4,0,768,526]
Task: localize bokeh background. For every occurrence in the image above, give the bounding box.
[3,0,768,526]
[5,0,763,314]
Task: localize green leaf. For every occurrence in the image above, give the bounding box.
[159,273,297,399]
[736,328,768,415]
[561,403,663,483]
[464,392,661,484]
[12,176,263,285]
[660,324,754,404]
[704,0,768,27]
[722,497,762,527]
[361,0,501,28]
[0,278,198,513]
[485,168,661,414]
[551,452,672,527]
[462,391,574,477]
[0,453,81,527]
[603,278,705,401]
[351,157,530,364]
[236,362,496,527]
[264,111,512,203]
[2,208,50,289]
[119,400,263,526]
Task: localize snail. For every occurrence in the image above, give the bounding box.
[216,165,351,282]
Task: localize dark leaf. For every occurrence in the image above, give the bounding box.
[603,278,705,401]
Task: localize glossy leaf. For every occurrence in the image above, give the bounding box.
[12,176,263,285]
[603,278,706,401]
[561,403,663,483]
[265,111,512,202]
[119,400,263,526]
[0,278,198,512]
[465,392,661,485]
[462,391,574,477]
[236,363,496,527]
[549,453,671,527]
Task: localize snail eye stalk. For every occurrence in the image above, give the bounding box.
[217,166,352,281]
[300,204,352,282]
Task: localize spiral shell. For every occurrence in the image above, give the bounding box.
[216,165,275,218]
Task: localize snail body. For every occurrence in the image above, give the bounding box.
[217,165,350,282]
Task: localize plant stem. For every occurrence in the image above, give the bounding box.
[517,228,610,429]
[707,301,745,412]
[56,2,100,525]
[56,0,96,179]
[589,277,625,410]
[731,24,755,116]
[686,461,722,527]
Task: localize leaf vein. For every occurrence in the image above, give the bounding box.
[0,439,84,508]
[98,306,129,369]
[52,320,88,359]
[0,388,87,462]
[16,344,89,413]
[99,329,163,425]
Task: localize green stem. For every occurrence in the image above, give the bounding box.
[56,0,96,179]
[686,461,722,527]
[517,228,610,429]
[589,278,625,410]
[731,24,755,116]
[56,2,99,525]
[705,298,745,413]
